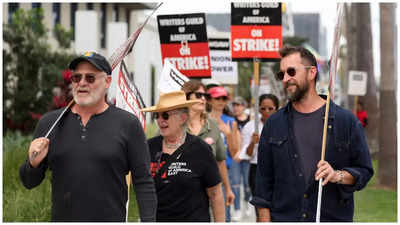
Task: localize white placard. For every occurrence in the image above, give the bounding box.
[209,50,238,84]
[107,22,128,103]
[158,59,189,93]
[75,11,98,53]
[348,70,368,96]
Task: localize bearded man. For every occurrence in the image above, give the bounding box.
[20,52,157,222]
[250,46,373,222]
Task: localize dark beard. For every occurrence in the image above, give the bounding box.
[285,81,309,102]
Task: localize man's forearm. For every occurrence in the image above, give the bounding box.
[257,207,271,222]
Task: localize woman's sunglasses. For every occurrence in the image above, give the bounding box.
[187,92,211,100]
[152,111,179,120]
[276,66,313,81]
[70,73,104,84]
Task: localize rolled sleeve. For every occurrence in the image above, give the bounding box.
[337,119,373,198]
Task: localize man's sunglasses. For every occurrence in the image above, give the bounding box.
[260,106,275,111]
[152,111,179,120]
[213,96,228,101]
[70,73,104,84]
[186,92,211,100]
[276,66,313,81]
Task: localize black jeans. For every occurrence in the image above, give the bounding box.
[249,163,259,217]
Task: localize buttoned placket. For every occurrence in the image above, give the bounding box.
[287,104,312,220]
[76,115,89,141]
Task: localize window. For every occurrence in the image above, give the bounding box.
[87,3,93,10]
[8,3,19,23]
[32,3,41,9]
[70,3,77,40]
[31,3,41,21]
[101,3,107,48]
[52,3,61,32]
[126,8,130,37]
[113,3,119,22]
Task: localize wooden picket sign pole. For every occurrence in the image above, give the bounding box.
[31,99,75,160]
[315,90,331,222]
[253,58,260,134]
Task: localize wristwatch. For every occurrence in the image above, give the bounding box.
[335,170,344,184]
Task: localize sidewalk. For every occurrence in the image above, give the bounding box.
[230,187,257,222]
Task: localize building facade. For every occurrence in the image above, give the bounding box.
[3,2,163,112]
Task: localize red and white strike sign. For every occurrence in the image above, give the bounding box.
[157,13,211,78]
[231,2,282,61]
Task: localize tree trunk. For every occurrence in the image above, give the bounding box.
[340,3,352,109]
[347,3,379,154]
[378,3,397,190]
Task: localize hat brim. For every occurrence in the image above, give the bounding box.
[141,99,202,112]
[69,57,110,75]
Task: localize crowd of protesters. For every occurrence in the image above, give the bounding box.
[20,46,372,222]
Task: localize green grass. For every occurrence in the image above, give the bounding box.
[3,130,396,222]
[354,160,397,222]
[2,126,159,222]
[3,132,52,221]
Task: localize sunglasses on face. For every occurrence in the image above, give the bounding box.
[70,73,104,84]
[276,66,313,81]
[187,92,211,100]
[152,111,179,120]
[213,96,228,101]
[260,106,275,112]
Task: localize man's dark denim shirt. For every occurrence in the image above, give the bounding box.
[251,97,374,222]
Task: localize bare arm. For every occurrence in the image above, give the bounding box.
[225,121,239,158]
[232,121,241,160]
[218,120,236,158]
[207,183,225,222]
[217,160,235,205]
[246,133,259,157]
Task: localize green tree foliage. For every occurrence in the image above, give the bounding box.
[3,8,77,134]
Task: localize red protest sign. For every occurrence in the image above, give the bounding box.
[157,13,211,78]
[231,2,282,62]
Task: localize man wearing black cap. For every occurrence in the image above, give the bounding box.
[20,52,157,222]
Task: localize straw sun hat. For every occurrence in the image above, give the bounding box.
[141,90,201,112]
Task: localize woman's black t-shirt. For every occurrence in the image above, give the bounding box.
[148,133,221,222]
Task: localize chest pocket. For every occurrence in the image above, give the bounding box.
[268,136,289,160]
[268,136,288,147]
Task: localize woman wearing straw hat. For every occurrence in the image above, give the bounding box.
[141,90,225,222]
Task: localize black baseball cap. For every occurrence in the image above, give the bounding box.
[69,51,112,75]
